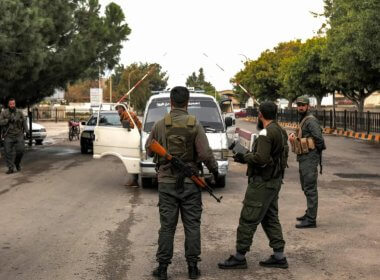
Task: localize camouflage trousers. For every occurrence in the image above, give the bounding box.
[156,182,202,264]
[299,151,320,222]
[236,176,285,253]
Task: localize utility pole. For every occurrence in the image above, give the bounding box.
[109,76,112,103]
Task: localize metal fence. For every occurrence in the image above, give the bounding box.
[32,108,93,122]
[246,108,380,134]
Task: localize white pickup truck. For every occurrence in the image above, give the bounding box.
[93,91,235,188]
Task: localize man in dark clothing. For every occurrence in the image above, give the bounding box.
[0,99,27,174]
[289,96,325,229]
[218,102,289,270]
[145,86,219,280]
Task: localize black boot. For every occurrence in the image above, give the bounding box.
[152,263,168,280]
[188,263,200,279]
[259,255,288,269]
[295,219,317,229]
[6,168,14,175]
[15,164,21,172]
[296,214,306,221]
[218,255,247,269]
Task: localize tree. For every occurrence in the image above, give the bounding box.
[0,0,131,107]
[279,37,329,109]
[110,63,168,112]
[232,41,302,104]
[185,68,217,98]
[322,0,380,112]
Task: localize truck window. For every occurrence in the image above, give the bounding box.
[144,97,224,132]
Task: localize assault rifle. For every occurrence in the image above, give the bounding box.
[148,139,223,203]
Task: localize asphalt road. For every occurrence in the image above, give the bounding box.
[0,119,379,280]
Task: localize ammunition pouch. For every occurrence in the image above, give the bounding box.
[291,137,316,155]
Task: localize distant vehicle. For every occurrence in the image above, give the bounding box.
[234,108,247,118]
[80,111,120,154]
[25,117,47,145]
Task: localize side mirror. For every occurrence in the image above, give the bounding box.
[81,122,86,125]
[225,117,233,127]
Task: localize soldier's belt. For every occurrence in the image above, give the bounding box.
[291,137,315,155]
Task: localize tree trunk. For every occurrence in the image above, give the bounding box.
[316,96,322,110]
[287,99,293,109]
[358,98,365,113]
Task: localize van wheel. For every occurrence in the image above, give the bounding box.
[139,177,153,188]
[81,144,87,154]
[35,139,43,145]
[216,176,226,188]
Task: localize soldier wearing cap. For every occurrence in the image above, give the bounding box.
[289,96,325,228]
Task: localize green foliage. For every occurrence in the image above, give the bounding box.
[0,0,131,107]
[186,68,217,98]
[232,41,302,103]
[322,0,380,111]
[280,37,329,108]
[111,63,168,112]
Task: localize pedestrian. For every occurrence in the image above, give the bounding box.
[288,96,326,228]
[218,101,289,270]
[116,102,142,187]
[0,98,28,174]
[145,86,219,280]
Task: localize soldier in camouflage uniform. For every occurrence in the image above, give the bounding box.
[146,86,219,280]
[0,98,28,174]
[289,96,325,229]
[218,102,289,270]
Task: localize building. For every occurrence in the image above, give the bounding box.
[218,90,242,109]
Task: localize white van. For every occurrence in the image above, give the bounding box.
[93,92,233,188]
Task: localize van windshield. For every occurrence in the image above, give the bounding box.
[144,97,224,132]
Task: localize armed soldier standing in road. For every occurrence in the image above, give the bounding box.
[0,98,28,174]
[145,86,219,280]
[218,101,289,270]
[289,96,326,228]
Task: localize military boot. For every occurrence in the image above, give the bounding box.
[188,262,200,279]
[259,255,288,269]
[218,255,247,269]
[6,168,14,175]
[295,219,317,229]
[15,164,21,172]
[152,263,168,280]
[296,214,306,221]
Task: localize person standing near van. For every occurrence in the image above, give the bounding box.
[116,103,142,187]
[145,86,219,280]
[116,103,142,131]
[289,96,325,228]
[0,98,28,174]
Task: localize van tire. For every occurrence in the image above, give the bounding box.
[139,177,153,188]
[216,176,226,188]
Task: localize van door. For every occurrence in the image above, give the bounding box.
[93,111,141,174]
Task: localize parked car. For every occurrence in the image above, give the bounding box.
[234,108,247,118]
[80,111,120,154]
[25,117,47,145]
[93,92,234,188]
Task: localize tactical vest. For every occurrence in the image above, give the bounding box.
[158,113,197,165]
[291,115,316,155]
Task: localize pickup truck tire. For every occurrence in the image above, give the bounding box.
[81,144,88,154]
[139,177,153,188]
[216,175,226,188]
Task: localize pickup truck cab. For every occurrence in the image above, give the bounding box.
[93,92,233,188]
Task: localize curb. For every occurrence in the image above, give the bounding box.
[244,119,380,143]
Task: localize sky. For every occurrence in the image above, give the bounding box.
[99,0,325,90]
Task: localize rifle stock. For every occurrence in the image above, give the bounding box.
[148,140,222,203]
